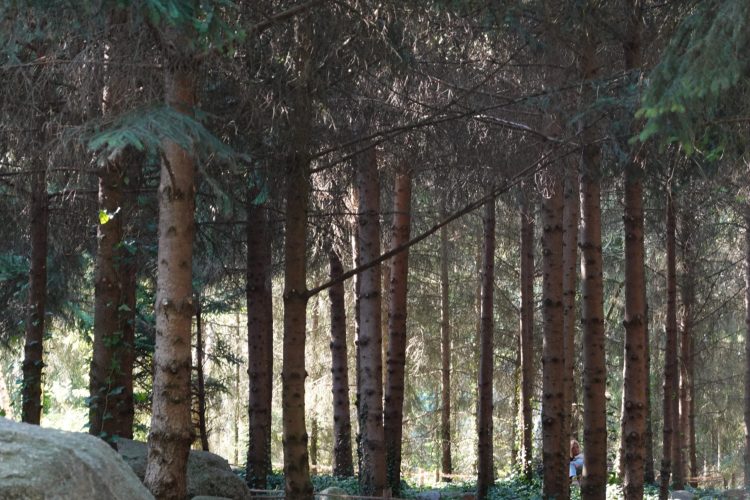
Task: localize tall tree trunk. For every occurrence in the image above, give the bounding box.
[541,172,567,500]
[477,196,495,500]
[562,160,579,443]
[246,195,274,489]
[89,8,137,445]
[282,159,313,500]
[195,298,209,451]
[439,201,453,483]
[678,206,696,487]
[384,168,412,496]
[144,56,198,500]
[621,5,649,496]
[744,204,750,491]
[644,302,655,484]
[519,187,535,480]
[329,250,354,477]
[664,189,682,495]
[22,159,48,425]
[355,144,386,497]
[579,31,607,500]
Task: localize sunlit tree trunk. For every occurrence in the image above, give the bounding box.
[329,250,354,477]
[678,206,696,487]
[384,168,412,495]
[579,29,607,500]
[519,187,535,480]
[22,158,47,425]
[477,196,495,500]
[194,298,209,451]
[664,190,681,495]
[439,201,453,483]
[355,144,386,497]
[246,195,274,489]
[144,55,198,500]
[541,172,567,500]
[620,4,648,495]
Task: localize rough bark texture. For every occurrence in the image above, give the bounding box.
[620,4,647,494]
[541,174,567,500]
[195,300,209,451]
[355,145,387,497]
[562,161,579,444]
[246,196,274,489]
[579,31,607,500]
[144,60,198,500]
[745,205,750,490]
[89,9,137,444]
[644,303,655,485]
[519,188,535,480]
[439,202,453,483]
[477,197,495,500]
[22,160,48,425]
[663,191,681,496]
[329,250,354,477]
[384,169,412,495]
[282,161,313,500]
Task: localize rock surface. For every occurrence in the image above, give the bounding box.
[670,491,695,500]
[0,417,154,500]
[117,438,252,500]
[316,486,349,499]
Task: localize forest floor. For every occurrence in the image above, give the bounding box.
[237,472,740,499]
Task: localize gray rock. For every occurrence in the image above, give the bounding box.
[416,491,442,500]
[117,439,252,500]
[670,491,695,500]
[316,486,349,500]
[0,417,153,500]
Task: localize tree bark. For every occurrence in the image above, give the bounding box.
[144,58,198,500]
[195,299,209,451]
[282,159,313,500]
[477,196,495,500]
[678,205,696,487]
[329,250,354,477]
[439,201,453,483]
[519,187,535,480]
[246,194,274,489]
[579,30,607,500]
[644,301,655,484]
[355,144,387,497]
[541,172,567,500]
[662,190,681,496]
[744,204,750,491]
[562,160,579,444]
[22,159,48,425]
[384,168,412,496]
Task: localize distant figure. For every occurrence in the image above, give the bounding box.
[569,439,584,479]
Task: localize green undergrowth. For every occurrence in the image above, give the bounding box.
[236,470,737,499]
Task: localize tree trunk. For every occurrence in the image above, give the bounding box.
[562,160,579,444]
[22,160,48,425]
[579,31,607,500]
[644,302,655,484]
[246,195,274,489]
[620,4,649,495]
[477,196,495,500]
[329,250,354,477]
[744,204,750,491]
[195,299,209,451]
[678,206,696,487]
[310,417,318,470]
[439,201,453,483]
[384,168,412,496]
[144,58,198,500]
[355,145,387,497]
[282,159,313,500]
[519,187,535,480]
[541,172,567,500]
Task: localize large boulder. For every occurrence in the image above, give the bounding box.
[0,417,153,500]
[118,439,252,500]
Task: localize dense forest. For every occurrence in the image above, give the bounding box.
[1,1,749,499]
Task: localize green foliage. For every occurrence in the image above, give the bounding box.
[638,0,750,153]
